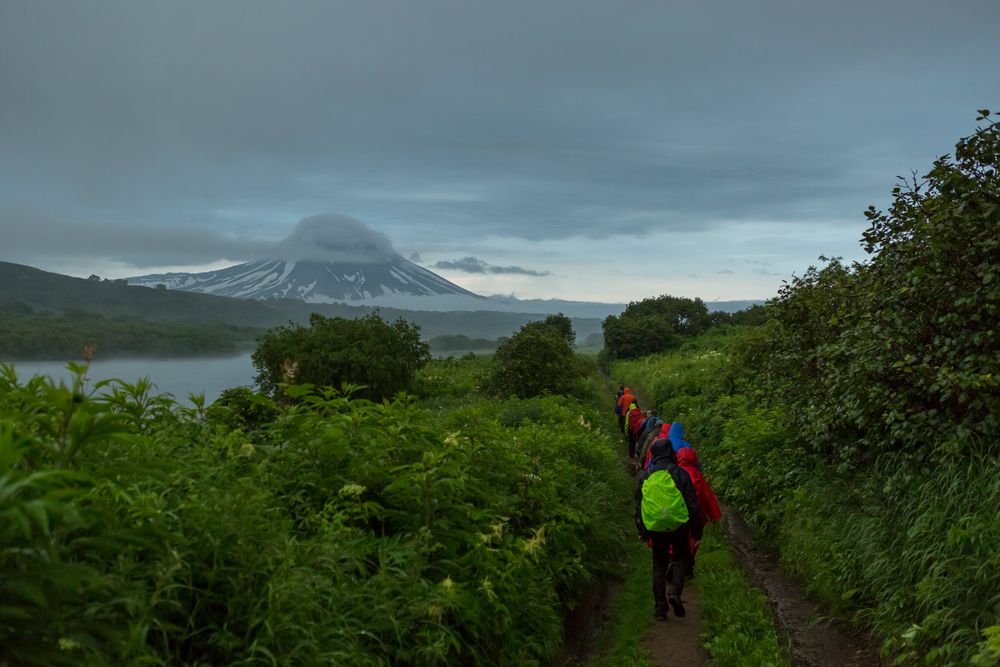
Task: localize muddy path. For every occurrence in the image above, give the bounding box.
[556,370,708,666]
[586,366,885,667]
[720,506,885,667]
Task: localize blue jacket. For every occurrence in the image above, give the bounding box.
[669,421,692,453]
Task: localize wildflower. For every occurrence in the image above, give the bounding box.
[427,603,445,621]
[82,343,97,362]
[59,638,81,651]
[522,527,546,555]
[338,483,366,498]
[281,358,299,382]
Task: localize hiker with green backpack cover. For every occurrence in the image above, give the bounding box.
[635,438,703,621]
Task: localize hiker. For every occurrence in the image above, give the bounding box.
[676,447,721,571]
[640,421,671,469]
[616,387,637,432]
[635,439,702,621]
[613,383,626,429]
[668,421,693,454]
[625,404,645,458]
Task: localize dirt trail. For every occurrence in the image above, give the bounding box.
[641,585,708,666]
[587,372,708,666]
[581,368,884,667]
[721,507,885,667]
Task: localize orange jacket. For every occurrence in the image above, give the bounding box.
[617,390,636,414]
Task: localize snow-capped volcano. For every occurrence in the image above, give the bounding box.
[128,214,482,304]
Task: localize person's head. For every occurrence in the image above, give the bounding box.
[649,438,676,464]
[676,447,699,467]
[649,408,658,417]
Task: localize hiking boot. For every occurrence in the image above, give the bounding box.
[668,595,686,618]
[654,606,668,621]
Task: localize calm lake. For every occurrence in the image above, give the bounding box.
[7,355,256,403]
[6,350,489,403]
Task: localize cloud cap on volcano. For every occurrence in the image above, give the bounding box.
[275,213,397,262]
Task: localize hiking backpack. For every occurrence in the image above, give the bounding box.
[640,470,689,532]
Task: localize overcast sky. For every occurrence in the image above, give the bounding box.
[2,1,997,302]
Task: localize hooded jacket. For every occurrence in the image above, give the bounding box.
[676,448,721,523]
[617,389,637,415]
[668,422,693,453]
[639,421,670,468]
[634,440,702,540]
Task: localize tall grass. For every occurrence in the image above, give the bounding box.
[612,334,1000,665]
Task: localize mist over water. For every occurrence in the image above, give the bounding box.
[9,355,256,403]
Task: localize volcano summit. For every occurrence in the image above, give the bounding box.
[128,214,482,305]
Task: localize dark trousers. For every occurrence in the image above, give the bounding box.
[627,433,637,458]
[618,415,625,432]
[650,526,691,612]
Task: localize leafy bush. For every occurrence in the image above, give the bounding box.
[252,312,430,401]
[602,294,712,360]
[481,321,584,398]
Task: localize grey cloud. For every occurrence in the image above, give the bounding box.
[276,213,396,262]
[716,269,735,275]
[433,257,551,277]
[0,210,398,268]
[0,209,272,268]
[0,0,997,256]
[746,259,784,276]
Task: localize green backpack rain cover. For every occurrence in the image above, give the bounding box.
[641,469,689,532]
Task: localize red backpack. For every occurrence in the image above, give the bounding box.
[627,407,644,437]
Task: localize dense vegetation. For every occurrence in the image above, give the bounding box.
[252,313,431,401]
[0,304,260,360]
[427,334,503,353]
[612,113,1000,665]
[0,346,631,665]
[481,314,585,399]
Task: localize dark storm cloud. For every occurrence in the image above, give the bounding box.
[0,209,272,267]
[0,210,396,267]
[276,213,397,262]
[433,257,551,277]
[1,0,998,261]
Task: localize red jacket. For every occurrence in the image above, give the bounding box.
[676,448,721,523]
[627,407,644,437]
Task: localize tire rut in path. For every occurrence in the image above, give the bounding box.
[720,507,886,667]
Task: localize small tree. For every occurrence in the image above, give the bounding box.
[252,313,430,401]
[481,323,583,398]
[601,294,709,360]
[522,313,575,346]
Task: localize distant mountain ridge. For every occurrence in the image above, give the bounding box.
[129,256,482,302]
[0,261,604,341]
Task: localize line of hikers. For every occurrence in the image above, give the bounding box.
[614,383,722,622]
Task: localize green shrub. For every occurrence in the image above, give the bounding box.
[481,322,584,399]
[252,312,430,401]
